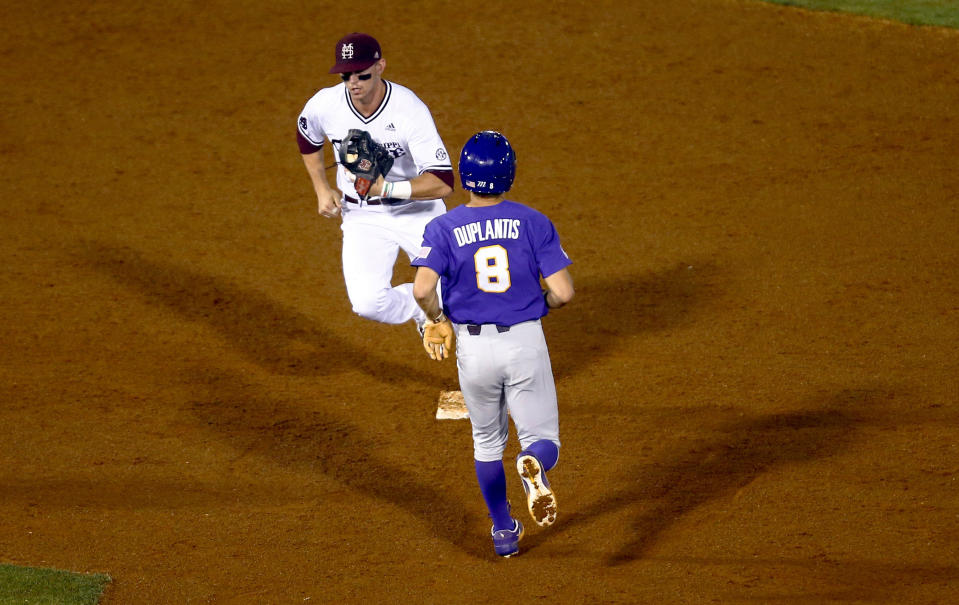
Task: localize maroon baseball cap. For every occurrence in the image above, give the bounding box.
[329,33,382,74]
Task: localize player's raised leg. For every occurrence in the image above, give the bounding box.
[340,217,424,324]
[506,323,561,527]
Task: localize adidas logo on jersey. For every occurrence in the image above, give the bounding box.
[386,123,396,131]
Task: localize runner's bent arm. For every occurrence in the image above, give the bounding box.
[543,268,574,309]
[413,266,444,320]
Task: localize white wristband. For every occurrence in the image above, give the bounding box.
[382,180,412,200]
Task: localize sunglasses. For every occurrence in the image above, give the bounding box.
[340,71,373,82]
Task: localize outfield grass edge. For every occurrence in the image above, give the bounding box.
[761,0,959,29]
[0,564,111,605]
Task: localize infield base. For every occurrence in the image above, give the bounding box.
[436,390,469,420]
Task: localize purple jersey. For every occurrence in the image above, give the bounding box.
[412,200,572,326]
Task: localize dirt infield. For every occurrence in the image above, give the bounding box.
[2,1,958,603]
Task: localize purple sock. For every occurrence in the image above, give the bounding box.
[474,460,513,530]
[526,439,559,471]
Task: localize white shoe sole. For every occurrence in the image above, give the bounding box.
[516,454,557,527]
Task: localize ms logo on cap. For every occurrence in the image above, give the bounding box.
[341,43,354,59]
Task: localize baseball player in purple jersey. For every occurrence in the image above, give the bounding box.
[297,33,454,330]
[411,131,574,557]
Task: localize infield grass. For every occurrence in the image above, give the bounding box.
[0,564,110,605]
[762,0,959,28]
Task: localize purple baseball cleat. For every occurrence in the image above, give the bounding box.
[491,518,524,557]
[516,452,557,527]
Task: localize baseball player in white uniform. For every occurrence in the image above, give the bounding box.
[297,33,454,328]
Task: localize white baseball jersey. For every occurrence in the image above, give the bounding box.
[297,80,452,211]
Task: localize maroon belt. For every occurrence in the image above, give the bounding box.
[343,195,406,206]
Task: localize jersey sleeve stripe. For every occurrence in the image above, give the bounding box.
[297,129,323,153]
[424,168,455,188]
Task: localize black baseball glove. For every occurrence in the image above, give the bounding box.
[338,129,394,200]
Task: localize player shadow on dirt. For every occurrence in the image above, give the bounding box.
[81,241,436,385]
[185,368,482,556]
[81,241,485,555]
[544,261,721,380]
[556,389,874,566]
